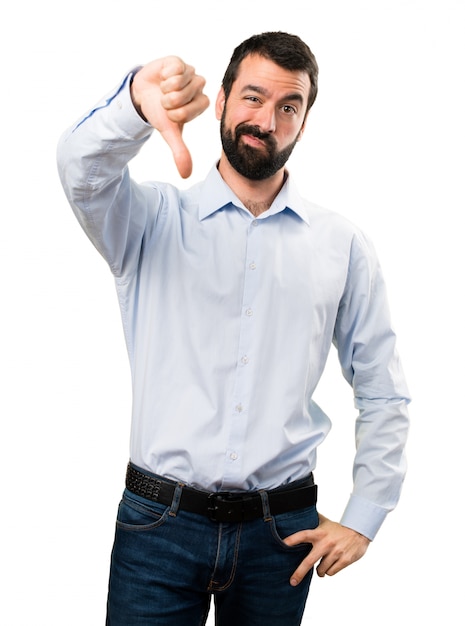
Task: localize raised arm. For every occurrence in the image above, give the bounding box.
[57,57,209,276]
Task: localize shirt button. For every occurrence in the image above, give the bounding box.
[252,220,259,227]
[235,403,243,413]
[245,308,253,316]
[230,452,238,461]
[241,355,249,364]
[249,262,256,270]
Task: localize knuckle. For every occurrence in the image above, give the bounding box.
[168,107,187,123]
[196,75,207,90]
[161,92,178,110]
[165,55,185,73]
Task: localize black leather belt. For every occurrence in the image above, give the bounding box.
[126,463,317,523]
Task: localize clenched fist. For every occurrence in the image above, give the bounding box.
[131,56,210,178]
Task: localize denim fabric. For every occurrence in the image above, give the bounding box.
[106,487,318,625]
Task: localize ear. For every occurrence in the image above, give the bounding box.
[215,87,226,120]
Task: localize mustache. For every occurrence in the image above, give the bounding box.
[235,124,276,147]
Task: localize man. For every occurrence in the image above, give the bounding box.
[57,31,410,625]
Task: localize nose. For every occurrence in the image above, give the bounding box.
[254,104,276,134]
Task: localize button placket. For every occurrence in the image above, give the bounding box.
[222,218,261,486]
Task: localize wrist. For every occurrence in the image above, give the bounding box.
[130,71,148,123]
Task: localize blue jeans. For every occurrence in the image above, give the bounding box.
[106,480,318,625]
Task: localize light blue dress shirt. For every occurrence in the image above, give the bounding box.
[57,72,410,539]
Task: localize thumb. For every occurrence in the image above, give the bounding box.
[160,124,192,179]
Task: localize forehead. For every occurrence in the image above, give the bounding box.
[233,54,311,102]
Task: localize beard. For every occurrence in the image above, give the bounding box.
[220,113,300,181]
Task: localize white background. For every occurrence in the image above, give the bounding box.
[1,0,464,623]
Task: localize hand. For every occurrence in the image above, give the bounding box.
[283,513,370,585]
[131,56,210,178]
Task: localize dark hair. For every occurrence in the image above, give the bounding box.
[222,31,319,112]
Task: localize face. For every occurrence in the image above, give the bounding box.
[216,54,311,181]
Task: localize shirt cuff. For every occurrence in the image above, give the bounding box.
[106,68,154,139]
[340,493,390,540]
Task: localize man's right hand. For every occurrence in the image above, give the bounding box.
[130,56,210,178]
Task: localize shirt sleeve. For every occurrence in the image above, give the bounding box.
[56,70,159,278]
[333,230,410,540]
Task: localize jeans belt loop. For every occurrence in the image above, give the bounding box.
[259,490,272,522]
[169,482,184,517]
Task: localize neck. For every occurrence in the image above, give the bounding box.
[244,199,272,217]
[217,155,286,217]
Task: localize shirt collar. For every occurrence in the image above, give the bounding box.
[198,164,310,226]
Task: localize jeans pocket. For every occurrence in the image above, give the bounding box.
[270,505,319,551]
[116,490,170,531]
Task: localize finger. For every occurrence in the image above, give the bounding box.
[316,555,337,577]
[161,77,208,117]
[160,125,192,179]
[162,94,210,128]
[282,529,316,547]
[160,55,188,80]
[159,57,202,105]
[283,530,320,587]
[289,550,321,587]
[162,91,208,177]
[160,64,195,95]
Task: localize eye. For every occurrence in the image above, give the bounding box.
[281,104,298,115]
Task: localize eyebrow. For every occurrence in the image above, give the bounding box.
[241,84,305,105]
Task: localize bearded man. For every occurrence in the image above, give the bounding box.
[57,31,410,626]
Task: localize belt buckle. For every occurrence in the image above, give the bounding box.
[207,492,240,522]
